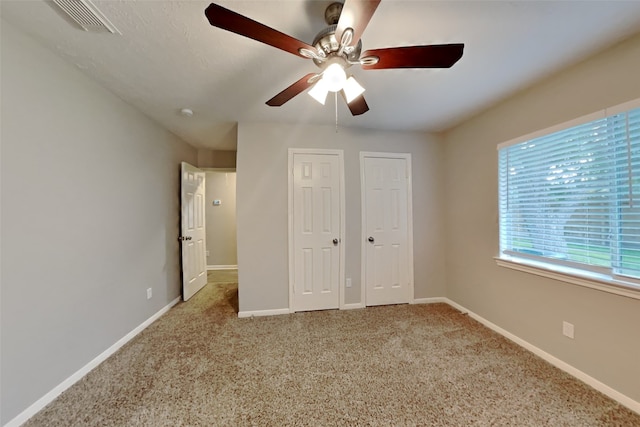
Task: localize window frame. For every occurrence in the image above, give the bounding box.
[496,98,640,300]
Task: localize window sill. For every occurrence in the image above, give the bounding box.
[495,255,640,301]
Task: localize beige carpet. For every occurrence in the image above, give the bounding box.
[25,271,640,426]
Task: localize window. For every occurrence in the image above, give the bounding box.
[498,101,640,291]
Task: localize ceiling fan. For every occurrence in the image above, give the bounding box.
[204,0,464,116]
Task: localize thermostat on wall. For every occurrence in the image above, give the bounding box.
[213,200,222,206]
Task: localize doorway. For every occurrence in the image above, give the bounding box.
[204,169,237,270]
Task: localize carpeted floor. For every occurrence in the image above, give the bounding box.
[25,270,640,426]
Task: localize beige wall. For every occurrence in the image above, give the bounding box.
[205,171,237,267]
[1,21,197,424]
[197,148,237,169]
[442,33,640,403]
[236,123,446,312]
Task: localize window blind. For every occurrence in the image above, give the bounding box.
[498,107,640,280]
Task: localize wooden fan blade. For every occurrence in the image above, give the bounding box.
[361,44,464,70]
[341,91,369,116]
[335,0,381,47]
[266,73,318,106]
[205,3,315,58]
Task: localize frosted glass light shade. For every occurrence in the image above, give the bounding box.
[308,79,329,105]
[323,63,347,92]
[343,76,365,103]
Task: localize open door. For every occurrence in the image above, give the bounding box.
[180,162,207,301]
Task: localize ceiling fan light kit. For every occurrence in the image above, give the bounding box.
[322,62,348,92]
[204,0,464,116]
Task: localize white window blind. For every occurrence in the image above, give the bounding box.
[498,106,640,281]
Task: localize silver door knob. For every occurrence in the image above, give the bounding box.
[368,236,374,243]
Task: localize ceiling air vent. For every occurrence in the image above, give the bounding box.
[52,0,121,34]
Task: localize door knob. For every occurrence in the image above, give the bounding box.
[333,238,339,245]
[368,236,374,243]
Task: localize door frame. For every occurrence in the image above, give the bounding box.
[201,167,237,271]
[359,152,415,305]
[288,148,346,312]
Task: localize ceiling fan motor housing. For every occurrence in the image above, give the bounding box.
[312,24,362,68]
[324,2,343,25]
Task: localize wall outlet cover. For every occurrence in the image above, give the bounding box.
[562,321,574,339]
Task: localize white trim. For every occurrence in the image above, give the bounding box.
[341,302,365,310]
[238,308,291,318]
[4,297,181,427]
[442,298,640,415]
[359,153,367,307]
[287,148,346,313]
[288,149,294,314]
[444,298,469,314]
[495,256,640,301]
[605,98,640,116]
[411,297,447,304]
[206,264,238,271]
[338,152,346,310]
[497,97,640,150]
[360,152,414,307]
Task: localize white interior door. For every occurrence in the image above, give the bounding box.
[181,162,207,301]
[362,153,413,306]
[290,150,343,312]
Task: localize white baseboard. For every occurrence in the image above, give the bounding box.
[442,298,640,416]
[5,297,181,427]
[443,298,469,314]
[207,264,237,271]
[341,302,365,310]
[238,308,290,318]
[411,297,447,304]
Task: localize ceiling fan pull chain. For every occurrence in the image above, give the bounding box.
[335,92,339,133]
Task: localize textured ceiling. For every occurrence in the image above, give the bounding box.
[3,1,640,150]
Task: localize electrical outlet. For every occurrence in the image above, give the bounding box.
[562,321,574,339]
[147,288,152,300]
[346,278,352,288]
